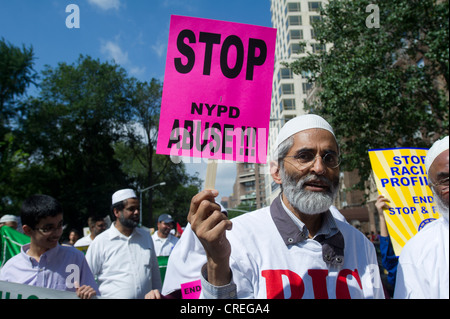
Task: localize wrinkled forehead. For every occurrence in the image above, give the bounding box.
[429,149,449,178]
[289,128,339,153]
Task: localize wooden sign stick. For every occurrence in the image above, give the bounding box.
[204,159,218,190]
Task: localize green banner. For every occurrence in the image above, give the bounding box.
[0,281,79,299]
[157,255,169,285]
[1,226,30,267]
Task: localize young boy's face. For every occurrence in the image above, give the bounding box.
[26,213,64,250]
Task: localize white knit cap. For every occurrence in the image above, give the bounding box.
[0,214,18,223]
[112,189,137,205]
[425,136,449,172]
[275,114,336,150]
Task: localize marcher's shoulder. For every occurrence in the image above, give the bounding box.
[94,227,112,241]
[400,218,447,262]
[336,219,372,243]
[228,207,272,235]
[231,206,271,224]
[136,226,152,238]
[0,253,22,275]
[59,244,86,259]
[169,233,179,242]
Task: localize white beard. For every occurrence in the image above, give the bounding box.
[433,189,449,222]
[280,168,339,215]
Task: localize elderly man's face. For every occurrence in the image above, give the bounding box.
[280,129,340,215]
[429,149,449,211]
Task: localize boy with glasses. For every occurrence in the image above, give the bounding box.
[0,194,98,299]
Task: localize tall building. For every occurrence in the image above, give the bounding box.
[265,0,376,234]
[265,0,331,204]
[230,163,267,211]
[229,1,330,211]
[229,1,376,234]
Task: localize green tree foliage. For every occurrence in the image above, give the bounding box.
[15,56,133,229]
[1,50,201,232]
[288,0,449,190]
[114,78,202,226]
[0,38,37,118]
[0,38,37,215]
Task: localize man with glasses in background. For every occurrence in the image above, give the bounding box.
[0,194,98,299]
[86,188,162,299]
[394,136,449,299]
[188,114,385,299]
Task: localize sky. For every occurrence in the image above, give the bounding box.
[0,0,273,199]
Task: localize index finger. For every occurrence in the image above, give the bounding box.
[188,189,220,222]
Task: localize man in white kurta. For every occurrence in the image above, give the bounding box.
[187,115,385,299]
[394,136,449,299]
[86,189,161,299]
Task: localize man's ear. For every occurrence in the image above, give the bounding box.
[22,224,33,236]
[270,160,282,185]
[113,208,120,220]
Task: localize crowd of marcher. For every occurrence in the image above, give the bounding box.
[0,115,448,299]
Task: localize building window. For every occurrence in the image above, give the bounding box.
[287,15,302,27]
[302,82,313,93]
[310,15,322,24]
[289,43,305,55]
[280,68,293,80]
[301,70,313,79]
[308,1,322,12]
[243,163,255,170]
[284,115,296,123]
[281,83,295,95]
[282,99,296,110]
[287,2,301,12]
[290,29,303,40]
[311,43,326,53]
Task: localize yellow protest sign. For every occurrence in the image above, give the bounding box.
[368,148,440,256]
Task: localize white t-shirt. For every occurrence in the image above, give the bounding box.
[205,205,384,299]
[151,232,179,256]
[163,196,384,299]
[394,217,449,299]
[86,223,161,299]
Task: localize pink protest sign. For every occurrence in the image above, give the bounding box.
[181,280,202,299]
[156,15,277,163]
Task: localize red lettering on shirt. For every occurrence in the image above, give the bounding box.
[308,269,329,299]
[336,269,362,299]
[262,268,363,299]
[261,269,304,299]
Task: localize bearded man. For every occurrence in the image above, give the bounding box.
[189,114,385,299]
[394,136,449,299]
[86,189,162,299]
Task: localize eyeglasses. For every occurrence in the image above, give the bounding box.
[430,177,449,190]
[285,150,341,169]
[125,206,139,213]
[35,221,64,234]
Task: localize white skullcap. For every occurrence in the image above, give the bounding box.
[425,136,449,172]
[112,189,137,205]
[275,114,336,150]
[0,214,18,223]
